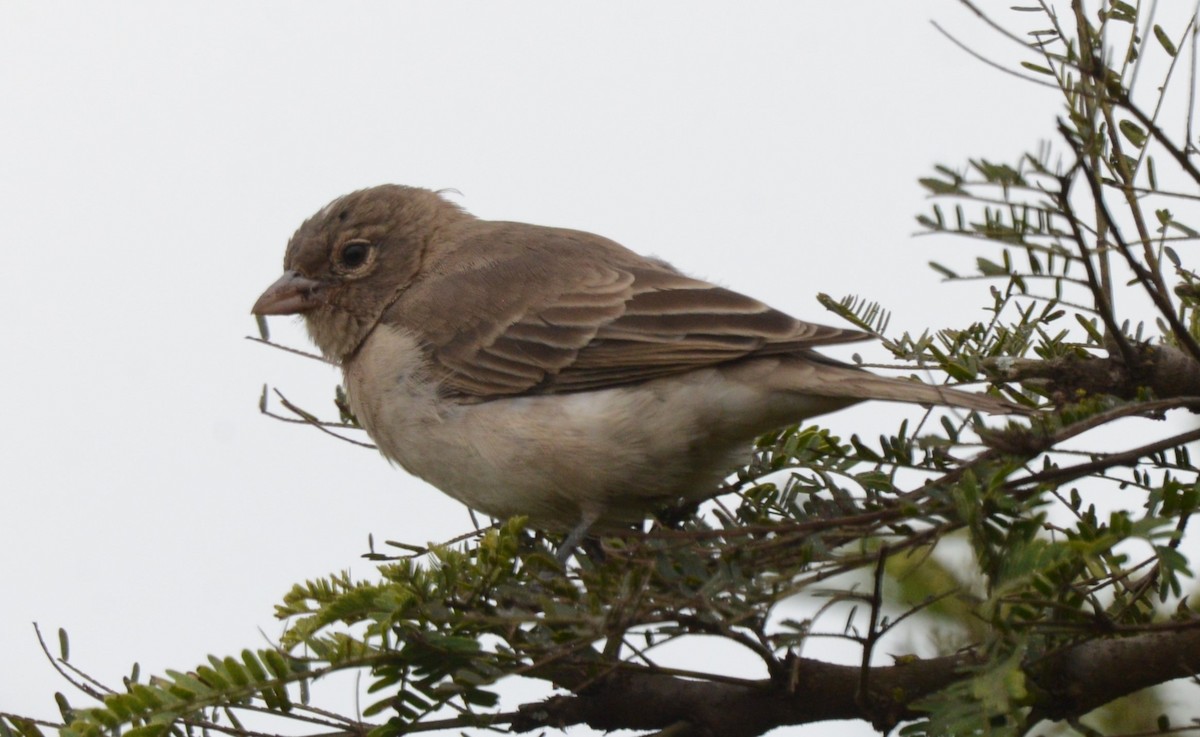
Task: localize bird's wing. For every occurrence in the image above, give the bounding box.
[390,225,871,400]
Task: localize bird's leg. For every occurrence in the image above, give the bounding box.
[555,508,601,566]
[655,497,705,529]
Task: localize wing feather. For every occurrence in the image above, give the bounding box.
[389,222,870,401]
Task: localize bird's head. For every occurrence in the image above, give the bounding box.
[252,185,466,362]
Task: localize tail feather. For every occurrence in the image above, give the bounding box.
[837,371,1019,414]
[774,356,1022,415]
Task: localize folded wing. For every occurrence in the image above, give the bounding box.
[392,226,869,400]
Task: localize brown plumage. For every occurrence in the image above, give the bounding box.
[253,185,1016,544]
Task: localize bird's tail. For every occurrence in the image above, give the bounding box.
[769,354,1023,416]
[833,370,1019,414]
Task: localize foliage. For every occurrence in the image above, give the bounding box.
[7,2,1200,736]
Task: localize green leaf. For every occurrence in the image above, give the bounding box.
[1106,1,1137,22]
[919,177,965,195]
[1074,314,1105,344]
[929,261,959,279]
[241,650,269,682]
[261,649,290,678]
[100,694,135,721]
[943,361,977,382]
[164,669,211,698]
[976,257,1009,276]
[1118,120,1147,148]
[127,684,165,710]
[0,718,46,737]
[1169,219,1200,238]
[1153,25,1178,56]
[850,435,882,463]
[195,664,230,689]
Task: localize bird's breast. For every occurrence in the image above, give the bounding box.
[343,324,445,460]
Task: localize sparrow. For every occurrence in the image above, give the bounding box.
[253,185,1016,549]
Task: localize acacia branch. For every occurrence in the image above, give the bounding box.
[514,625,1200,736]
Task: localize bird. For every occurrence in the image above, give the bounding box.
[253,184,1017,552]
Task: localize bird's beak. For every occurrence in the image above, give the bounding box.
[252,271,325,315]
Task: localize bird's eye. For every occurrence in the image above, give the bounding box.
[337,240,373,271]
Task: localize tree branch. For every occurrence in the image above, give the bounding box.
[515,625,1200,736]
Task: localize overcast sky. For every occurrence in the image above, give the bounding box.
[0,2,1116,734]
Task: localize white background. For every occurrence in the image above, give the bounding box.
[1,2,1159,734]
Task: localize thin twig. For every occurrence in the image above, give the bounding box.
[857,544,889,710]
[1010,426,1200,490]
[33,624,111,701]
[1053,159,1139,367]
[930,20,1064,90]
[246,336,334,365]
[268,389,377,449]
[1075,152,1200,361]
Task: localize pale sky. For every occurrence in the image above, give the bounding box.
[1,3,1082,734]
